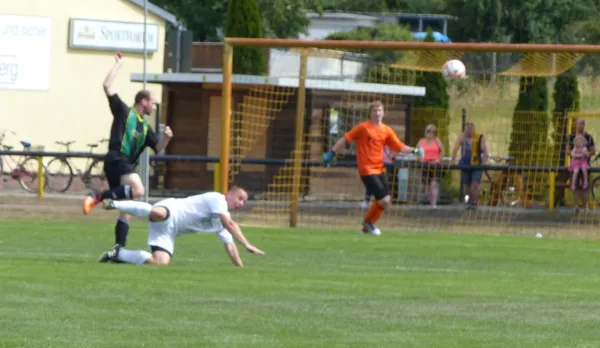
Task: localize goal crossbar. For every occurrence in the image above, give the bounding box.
[225,38,600,54]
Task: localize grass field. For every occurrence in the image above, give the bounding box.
[2,217,600,347]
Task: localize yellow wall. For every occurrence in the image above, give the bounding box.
[1,0,166,169]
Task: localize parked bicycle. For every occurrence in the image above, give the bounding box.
[0,128,49,193]
[46,139,108,193]
[482,154,525,207]
[586,154,600,203]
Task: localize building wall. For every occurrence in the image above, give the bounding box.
[2,0,166,169]
[301,12,379,40]
[161,82,410,199]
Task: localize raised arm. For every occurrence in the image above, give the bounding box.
[156,126,173,153]
[144,126,173,154]
[103,53,122,96]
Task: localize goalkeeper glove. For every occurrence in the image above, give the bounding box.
[412,146,424,158]
[321,150,335,167]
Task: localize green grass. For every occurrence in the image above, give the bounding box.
[2,220,600,347]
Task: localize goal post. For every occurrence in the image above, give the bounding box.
[219,38,600,231]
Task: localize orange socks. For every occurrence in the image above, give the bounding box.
[364,201,385,224]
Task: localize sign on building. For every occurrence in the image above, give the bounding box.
[69,18,159,53]
[0,14,52,91]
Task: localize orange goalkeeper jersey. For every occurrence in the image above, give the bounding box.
[344,121,406,176]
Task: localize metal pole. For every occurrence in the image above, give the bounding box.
[289,54,308,228]
[140,0,150,203]
[220,44,233,193]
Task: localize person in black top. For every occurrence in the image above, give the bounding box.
[567,118,595,213]
[83,53,173,248]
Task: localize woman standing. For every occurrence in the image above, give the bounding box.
[418,124,445,208]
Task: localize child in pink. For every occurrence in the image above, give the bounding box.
[569,134,590,190]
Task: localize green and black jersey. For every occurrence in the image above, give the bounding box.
[106,94,158,164]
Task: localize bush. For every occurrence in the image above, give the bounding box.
[552,72,580,165]
[224,0,267,75]
[508,76,549,164]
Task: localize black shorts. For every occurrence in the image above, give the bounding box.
[103,151,136,189]
[421,167,442,184]
[360,173,390,200]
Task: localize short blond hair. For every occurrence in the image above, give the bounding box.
[574,134,587,147]
[368,100,384,114]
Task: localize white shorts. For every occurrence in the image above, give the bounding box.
[146,198,235,256]
[147,198,179,256]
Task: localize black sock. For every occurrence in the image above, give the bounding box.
[100,185,132,200]
[115,218,130,247]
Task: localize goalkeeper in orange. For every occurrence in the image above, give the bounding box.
[321,101,424,236]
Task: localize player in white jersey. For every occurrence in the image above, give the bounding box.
[97,186,264,267]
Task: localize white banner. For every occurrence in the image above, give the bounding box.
[0,15,52,91]
[69,18,159,52]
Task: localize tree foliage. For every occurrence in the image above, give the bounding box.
[508,77,549,164]
[321,0,447,13]
[446,0,598,44]
[325,22,414,65]
[224,0,266,75]
[552,73,581,165]
[152,0,323,41]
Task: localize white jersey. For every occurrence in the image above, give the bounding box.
[147,192,234,256]
[169,192,229,236]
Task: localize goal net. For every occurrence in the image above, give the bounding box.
[220,39,600,235]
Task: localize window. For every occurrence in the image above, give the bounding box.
[325,106,369,158]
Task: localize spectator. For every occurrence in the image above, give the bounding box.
[451,122,488,209]
[418,124,445,208]
[568,118,595,214]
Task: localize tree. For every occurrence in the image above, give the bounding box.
[151,0,227,41]
[325,22,414,65]
[259,0,324,39]
[508,76,549,164]
[322,0,389,11]
[224,0,266,75]
[445,0,505,43]
[552,72,581,165]
[153,0,323,41]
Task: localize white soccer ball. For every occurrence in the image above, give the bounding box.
[442,59,467,79]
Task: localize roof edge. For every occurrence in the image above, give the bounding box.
[128,0,183,28]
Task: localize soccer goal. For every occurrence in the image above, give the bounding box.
[219,38,600,233]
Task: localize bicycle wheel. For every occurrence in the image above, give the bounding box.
[590,176,600,203]
[84,158,107,192]
[46,157,74,193]
[18,157,49,193]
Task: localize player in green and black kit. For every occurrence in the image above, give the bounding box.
[83,53,173,249]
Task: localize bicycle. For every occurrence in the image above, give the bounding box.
[45,139,109,193]
[482,155,526,208]
[0,128,49,193]
[586,154,600,203]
